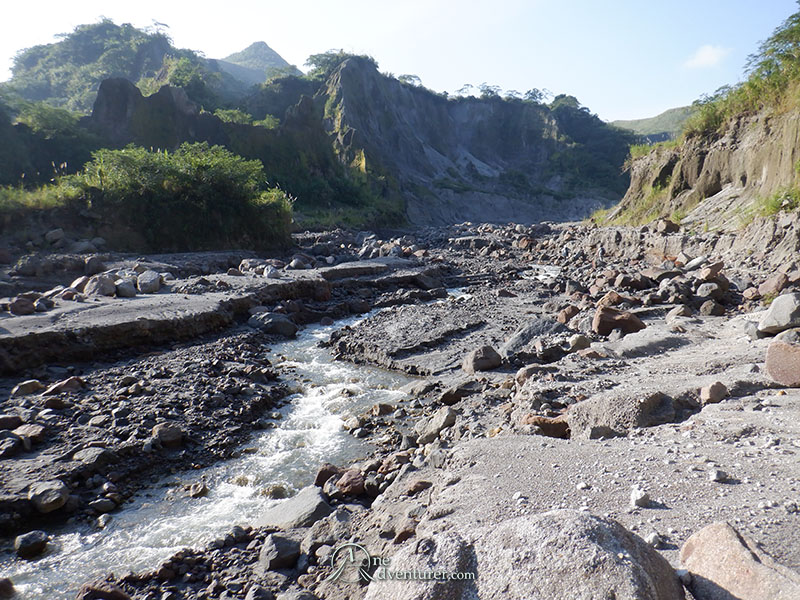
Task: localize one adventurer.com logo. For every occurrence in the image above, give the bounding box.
[326,542,476,584]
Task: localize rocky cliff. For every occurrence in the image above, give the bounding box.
[610,110,800,230]
[322,58,632,225]
[85,59,633,227]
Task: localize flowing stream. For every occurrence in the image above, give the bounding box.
[5,318,414,599]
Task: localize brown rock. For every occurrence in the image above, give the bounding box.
[578,347,609,359]
[700,382,728,404]
[9,297,35,316]
[405,480,433,496]
[698,261,725,280]
[520,414,570,438]
[592,306,646,336]
[557,305,580,324]
[314,463,344,487]
[758,273,789,297]
[335,469,365,496]
[766,341,800,387]
[378,451,411,475]
[655,219,679,233]
[596,290,635,308]
[0,577,14,598]
[743,287,761,301]
[680,522,800,600]
[77,582,132,600]
[43,376,85,395]
[699,300,725,316]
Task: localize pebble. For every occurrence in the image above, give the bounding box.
[630,486,651,509]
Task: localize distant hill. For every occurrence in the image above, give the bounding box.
[612,106,694,141]
[2,20,295,112]
[218,42,301,85]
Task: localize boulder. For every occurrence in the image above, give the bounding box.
[9,297,35,315]
[72,447,117,470]
[0,414,22,430]
[152,422,183,447]
[248,313,298,337]
[0,431,22,459]
[681,522,800,600]
[592,307,646,336]
[0,578,15,598]
[43,376,85,395]
[14,423,46,443]
[45,228,65,243]
[254,486,333,529]
[84,255,106,276]
[499,317,568,360]
[461,345,502,374]
[28,479,69,513]
[335,469,365,497]
[567,391,675,439]
[114,279,137,298]
[257,534,301,572]
[758,273,789,297]
[365,511,683,600]
[14,530,48,559]
[76,581,132,600]
[11,379,45,396]
[416,406,457,445]
[766,341,800,387]
[84,275,116,297]
[700,382,728,404]
[519,414,570,438]
[758,292,800,334]
[136,270,161,293]
[314,463,345,487]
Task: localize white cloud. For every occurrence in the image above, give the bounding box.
[683,44,732,69]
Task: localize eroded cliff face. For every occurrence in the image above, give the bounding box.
[321,58,631,225]
[612,110,800,230]
[86,60,632,227]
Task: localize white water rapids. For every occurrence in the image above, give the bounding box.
[4,319,413,599]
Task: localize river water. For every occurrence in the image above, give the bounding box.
[5,319,413,599]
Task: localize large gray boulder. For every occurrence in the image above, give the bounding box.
[136,270,162,294]
[567,391,676,439]
[28,479,69,513]
[248,313,298,337]
[415,407,457,445]
[758,292,800,335]
[365,511,683,600]
[84,274,116,297]
[257,533,301,572]
[499,317,568,360]
[681,522,800,600]
[254,486,332,529]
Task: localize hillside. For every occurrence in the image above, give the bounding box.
[603,8,800,230]
[1,20,296,112]
[612,106,694,141]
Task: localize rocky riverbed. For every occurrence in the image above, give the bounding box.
[1,218,800,600]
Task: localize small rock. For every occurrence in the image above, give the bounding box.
[758,273,789,297]
[630,486,651,509]
[0,414,22,430]
[88,498,117,513]
[45,228,65,243]
[0,578,15,598]
[644,532,663,548]
[84,256,106,276]
[416,406,457,445]
[248,313,298,337]
[189,482,209,498]
[700,381,728,404]
[76,581,132,600]
[14,530,48,559]
[709,469,728,483]
[568,334,591,351]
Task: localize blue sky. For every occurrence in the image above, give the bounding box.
[1,0,797,121]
